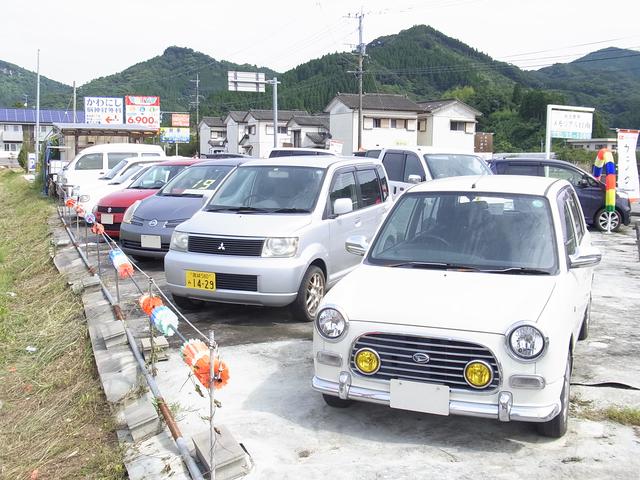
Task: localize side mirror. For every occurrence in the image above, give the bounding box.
[407,174,422,185]
[333,198,353,216]
[345,235,369,256]
[577,177,589,188]
[569,246,602,269]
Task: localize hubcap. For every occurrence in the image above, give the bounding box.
[598,211,619,231]
[305,272,325,316]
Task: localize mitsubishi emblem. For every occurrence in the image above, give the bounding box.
[218,242,226,251]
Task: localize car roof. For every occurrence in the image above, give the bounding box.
[411,174,568,197]
[381,146,480,155]
[490,157,578,167]
[191,158,248,167]
[240,155,380,169]
[269,147,337,154]
[155,157,202,166]
[77,143,163,154]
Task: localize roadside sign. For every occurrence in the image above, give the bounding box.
[160,127,190,143]
[545,104,595,158]
[228,71,266,92]
[329,139,344,154]
[84,97,124,125]
[172,113,190,127]
[617,129,640,201]
[125,96,160,129]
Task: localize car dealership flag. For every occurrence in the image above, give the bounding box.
[617,129,640,201]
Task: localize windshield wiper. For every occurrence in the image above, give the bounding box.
[269,208,310,213]
[387,261,480,271]
[206,206,269,213]
[481,267,551,275]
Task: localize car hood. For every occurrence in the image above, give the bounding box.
[98,189,159,208]
[178,210,313,237]
[134,195,203,222]
[325,264,558,335]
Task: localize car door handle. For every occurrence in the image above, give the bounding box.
[399,187,405,192]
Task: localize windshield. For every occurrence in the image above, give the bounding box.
[129,164,187,190]
[158,164,234,197]
[424,154,491,179]
[207,165,325,213]
[369,192,557,273]
[103,159,129,179]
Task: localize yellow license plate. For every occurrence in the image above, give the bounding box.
[185,271,216,291]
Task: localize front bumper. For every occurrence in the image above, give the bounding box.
[312,374,560,423]
[120,222,173,259]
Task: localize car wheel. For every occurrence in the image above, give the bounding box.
[322,394,353,408]
[171,294,205,311]
[578,296,591,341]
[594,208,621,232]
[290,266,325,322]
[537,352,572,438]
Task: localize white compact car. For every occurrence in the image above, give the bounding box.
[312,175,601,438]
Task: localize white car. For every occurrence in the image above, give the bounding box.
[312,175,601,437]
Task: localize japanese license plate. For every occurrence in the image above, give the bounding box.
[185,271,216,291]
[101,213,114,225]
[389,380,450,416]
[140,235,161,249]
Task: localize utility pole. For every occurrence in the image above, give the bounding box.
[72,81,77,123]
[269,77,279,148]
[190,73,201,155]
[35,49,41,171]
[347,10,366,151]
[23,94,29,108]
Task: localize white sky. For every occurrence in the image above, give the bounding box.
[2,0,639,86]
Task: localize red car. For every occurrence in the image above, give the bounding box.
[95,158,200,237]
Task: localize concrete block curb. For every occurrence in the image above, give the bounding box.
[124,394,163,443]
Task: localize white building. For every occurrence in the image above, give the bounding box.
[198,116,227,155]
[286,115,331,149]
[417,99,481,152]
[566,138,618,152]
[238,109,307,158]
[223,111,248,154]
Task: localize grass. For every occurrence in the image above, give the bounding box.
[0,170,125,479]
[570,394,640,427]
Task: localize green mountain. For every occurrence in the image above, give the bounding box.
[0,59,72,108]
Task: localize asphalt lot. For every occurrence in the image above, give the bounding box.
[86,224,640,479]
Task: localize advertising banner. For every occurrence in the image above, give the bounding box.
[160,127,190,143]
[172,113,190,127]
[549,109,593,140]
[125,96,160,128]
[616,129,640,201]
[84,97,124,124]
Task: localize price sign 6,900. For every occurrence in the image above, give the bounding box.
[127,116,157,125]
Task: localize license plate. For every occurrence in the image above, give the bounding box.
[101,213,114,224]
[185,271,216,291]
[141,235,161,249]
[389,380,450,416]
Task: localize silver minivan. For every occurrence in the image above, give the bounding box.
[164,156,392,321]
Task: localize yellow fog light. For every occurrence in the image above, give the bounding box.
[354,348,380,375]
[464,360,493,389]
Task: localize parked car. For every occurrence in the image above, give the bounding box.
[378,147,492,198]
[268,147,337,158]
[164,155,392,321]
[488,157,631,231]
[312,175,601,438]
[200,153,251,159]
[94,158,199,238]
[57,143,164,197]
[119,158,247,258]
[353,149,382,158]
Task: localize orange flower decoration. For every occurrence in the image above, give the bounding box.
[65,198,76,208]
[193,358,229,389]
[117,263,134,279]
[139,294,164,315]
[75,205,85,216]
[91,223,105,235]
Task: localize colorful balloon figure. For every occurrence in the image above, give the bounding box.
[593,148,616,213]
[108,249,134,279]
[180,339,229,389]
[150,306,179,337]
[91,223,105,235]
[84,213,96,224]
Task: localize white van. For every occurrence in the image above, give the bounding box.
[57,143,164,196]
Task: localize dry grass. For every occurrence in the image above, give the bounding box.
[570,394,640,427]
[0,170,125,479]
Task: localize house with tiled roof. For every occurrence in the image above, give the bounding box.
[223,111,248,154]
[239,109,307,157]
[198,116,227,155]
[286,114,331,149]
[416,99,482,151]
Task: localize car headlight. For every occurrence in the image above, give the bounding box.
[315,306,348,341]
[170,231,189,252]
[506,323,547,361]
[122,200,141,224]
[261,237,298,258]
[79,194,90,202]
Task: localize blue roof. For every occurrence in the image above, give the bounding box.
[0,108,85,124]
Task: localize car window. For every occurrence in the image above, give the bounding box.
[557,192,578,256]
[158,164,234,195]
[141,153,162,157]
[107,152,137,169]
[365,149,381,158]
[502,163,539,176]
[567,191,585,243]
[75,153,103,170]
[130,165,186,190]
[376,165,389,201]
[404,153,425,182]
[357,169,382,207]
[330,171,358,213]
[545,165,582,187]
[424,154,491,179]
[382,152,405,181]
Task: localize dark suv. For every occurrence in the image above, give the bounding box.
[489,157,631,231]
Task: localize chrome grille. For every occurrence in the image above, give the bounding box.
[350,333,500,391]
[188,235,264,256]
[97,205,127,213]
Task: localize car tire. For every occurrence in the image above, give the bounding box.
[537,352,572,438]
[594,208,621,232]
[290,265,325,322]
[171,294,205,312]
[322,394,353,408]
[578,296,591,341]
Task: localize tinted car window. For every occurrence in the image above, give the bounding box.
[382,152,405,181]
[75,153,103,170]
[330,171,358,213]
[365,149,381,158]
[404,153,425,182]
[545,165,582,187]
[424,154,491,179]
[502,163,539,176]
[159,164,233,195]
[376,165,389,201]
[567,191,585,242]
[130,165,186,190]
[357,169,382,207]
[107,152,136,169]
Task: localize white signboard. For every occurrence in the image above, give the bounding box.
[549,109,593,140]
[228,71,266,92]
[328,139,344,154]
[617,129,640,201]
[160,127,190,143]
[125,96,160,129]
[84,97,124,125]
